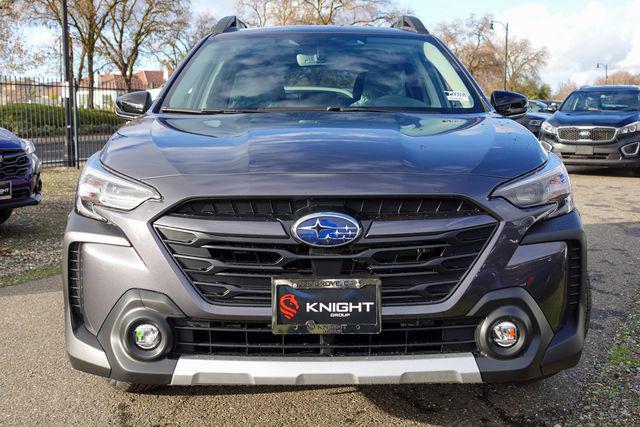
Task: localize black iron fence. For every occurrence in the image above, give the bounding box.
[0,76,147,166]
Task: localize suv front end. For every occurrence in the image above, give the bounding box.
[540,86,640,169]
[63,17,588,389]
[0,128,42,224]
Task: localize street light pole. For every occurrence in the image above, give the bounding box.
[61,0,75,167]
[596,63,609,85]
[490,20,509,90]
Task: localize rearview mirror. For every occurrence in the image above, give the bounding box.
[115,91,152,120]
[490,91,528,119]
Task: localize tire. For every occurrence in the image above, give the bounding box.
[0,209,13,225]
[105,378,161,393]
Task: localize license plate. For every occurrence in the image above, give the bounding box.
[272,278,381,334]
[575,145,594,155]
[0,181,11,200]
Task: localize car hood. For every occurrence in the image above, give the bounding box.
[0,128,23,150]
[524,111,551,120]
[102,112,546,181]
[548,111,639,127]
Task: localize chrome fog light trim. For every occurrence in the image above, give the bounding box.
[621,142,639,157]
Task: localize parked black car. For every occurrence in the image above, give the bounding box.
[539,86,640,170]
[518,100,552,137]
[539,100,563,112]
[0,127,42,224]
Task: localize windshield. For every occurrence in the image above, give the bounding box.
[561,90,640,112]
[162,32,484,113]
[528,100,547,112]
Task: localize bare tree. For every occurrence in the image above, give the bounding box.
[235,0,410,27]
[435,15,500,91]
[98,0,190,91]
[434,14,548,97]
[501,38,548,96]
[28,0,116,107]
[0,0,45,73]
[153,11,217,71]
[553,80,578,100]
[595,70,640,86]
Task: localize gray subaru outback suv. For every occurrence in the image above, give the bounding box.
[64,16,588,392]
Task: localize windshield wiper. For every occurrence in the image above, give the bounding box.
[161,107,267,114]
[325,106,401,113]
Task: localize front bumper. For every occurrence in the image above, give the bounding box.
[0,155,42,210]
[0,193,42,210]
[63,154,587,385]
[63,205,588,385]
[542,135,640,167]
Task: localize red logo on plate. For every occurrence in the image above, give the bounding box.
[279,293,299,320]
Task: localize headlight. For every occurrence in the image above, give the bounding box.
[76,160,161,221]
[20,138,35,154]
[527,119,543,127]
[491,155,573,219]
[619,121,640,135]
[541,121,557,135]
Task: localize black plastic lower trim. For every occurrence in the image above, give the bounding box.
[468,287,554,382]
[96,289,186,385]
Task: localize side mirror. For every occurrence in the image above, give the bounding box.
[490,90,528,119]
[115,91,152,120]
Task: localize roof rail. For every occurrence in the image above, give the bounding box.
[211,16,247,36]
[391,15,429,35]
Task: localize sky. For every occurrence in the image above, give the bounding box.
[192,0,640,90]
[27,0,640,90]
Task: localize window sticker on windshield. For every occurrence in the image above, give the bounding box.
[444,91,469,103]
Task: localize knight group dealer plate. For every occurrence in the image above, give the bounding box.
[272,277,382,334]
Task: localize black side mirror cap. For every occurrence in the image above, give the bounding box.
[115,91,152,120]
[490,90,528,119]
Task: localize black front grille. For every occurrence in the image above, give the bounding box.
[171,197,483,220]
[0,150,30,180]
[157,222,496,306]
[557,127,616,142]
[68,243,84,322]
[172,317,480,357]
[566,241,582,309]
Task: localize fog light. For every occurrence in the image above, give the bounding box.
[491,320,519,348]
[621,142,639,157]
[133,323,161,350]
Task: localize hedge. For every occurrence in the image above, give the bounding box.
[0,103,123,137]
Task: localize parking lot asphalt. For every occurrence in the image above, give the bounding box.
[0,167,639,426]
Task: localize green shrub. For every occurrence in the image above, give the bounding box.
[0,103,124,137]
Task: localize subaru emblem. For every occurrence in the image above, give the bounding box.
[292,212,361,247]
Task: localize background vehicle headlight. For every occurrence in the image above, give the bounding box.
[541,121,557,135]
[491,155,573,218]
[20,138,36,154]
[619,121,640,135]
[76,161,161,221]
